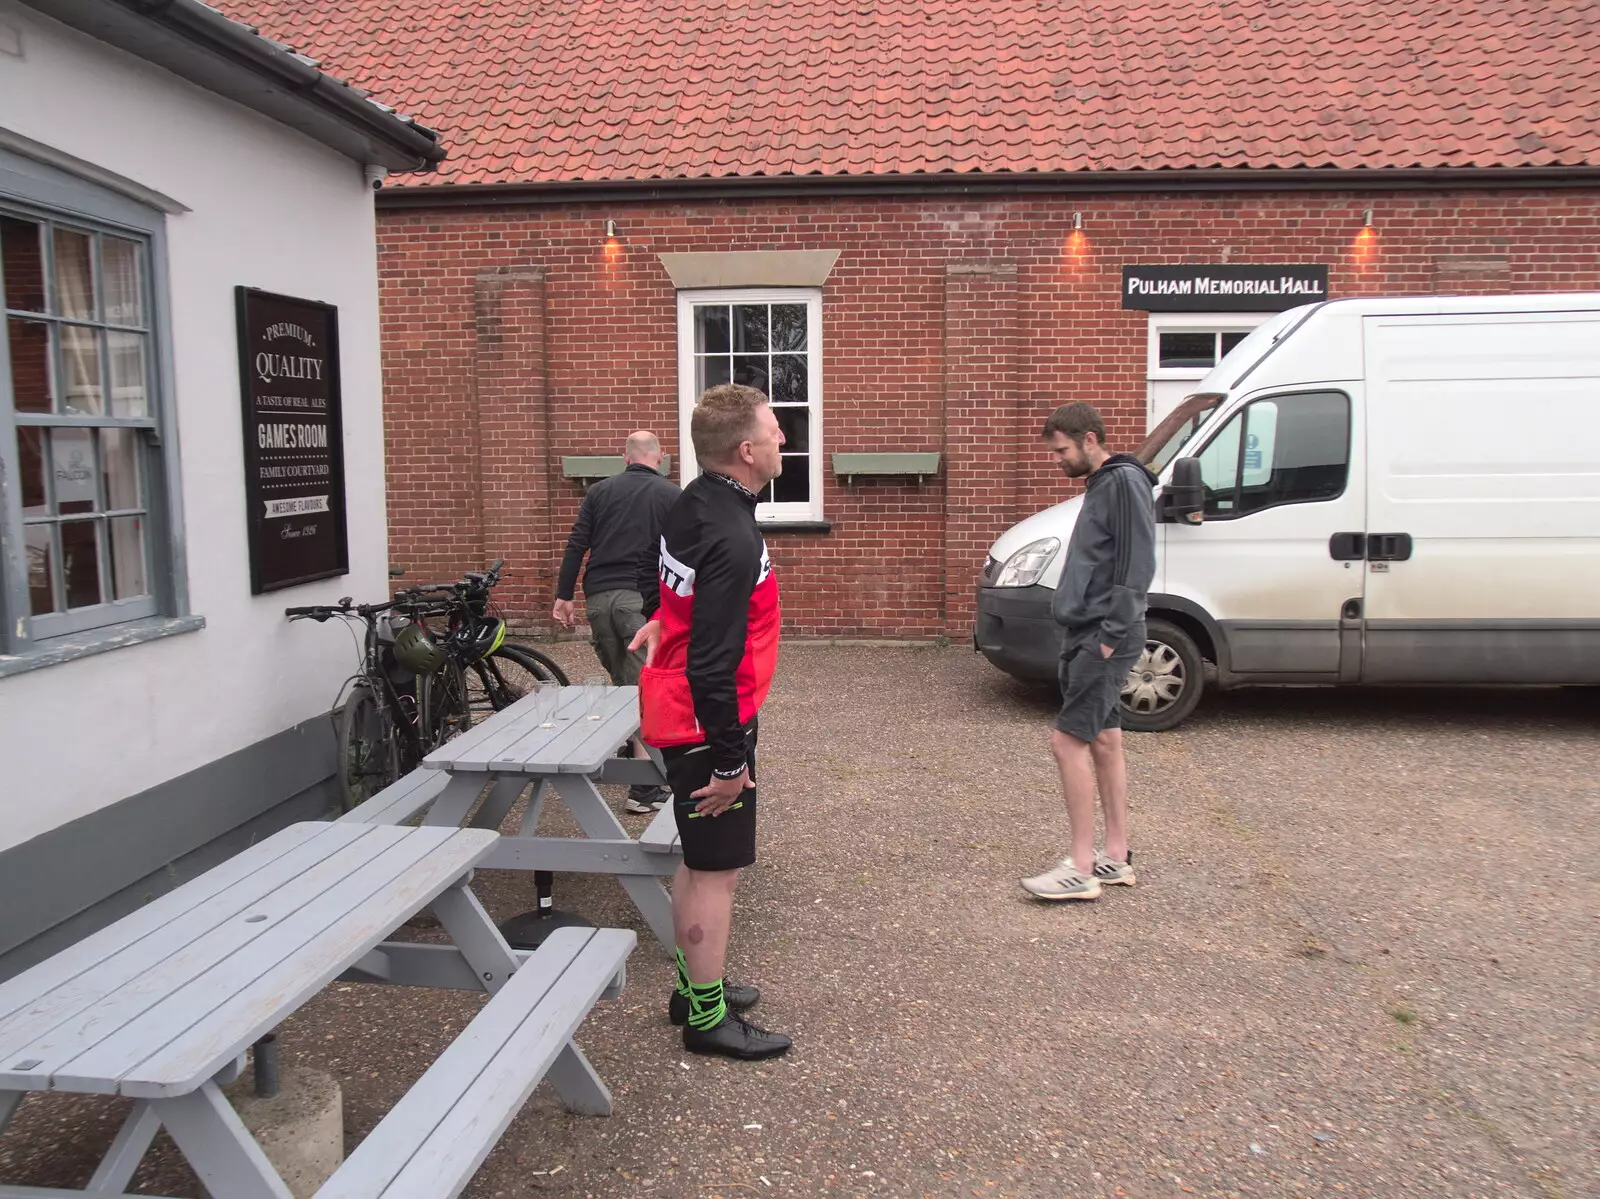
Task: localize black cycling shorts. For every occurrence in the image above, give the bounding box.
[661,722,759,873]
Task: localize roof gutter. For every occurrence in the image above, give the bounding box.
[377,165,1600,208]
[17,0,444,172]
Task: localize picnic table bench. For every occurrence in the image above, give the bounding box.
[0,821,633,1199]
[345,685,682,951]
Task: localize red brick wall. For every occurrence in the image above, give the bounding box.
[374,189,1600,638]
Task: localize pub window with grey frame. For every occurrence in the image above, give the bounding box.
[1,185,172,649]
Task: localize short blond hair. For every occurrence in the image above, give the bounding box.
[691,384,768,465]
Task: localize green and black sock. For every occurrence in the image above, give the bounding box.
[674,948,692,999]
[686,977,727,1030]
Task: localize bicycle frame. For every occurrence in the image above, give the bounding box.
[358,608,429,774]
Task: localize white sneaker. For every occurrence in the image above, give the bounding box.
[1093,849,1137,886]
[1020,859,1102,901]
[625,787,669,815]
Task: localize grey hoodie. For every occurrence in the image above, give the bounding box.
[1051,454,1160,647]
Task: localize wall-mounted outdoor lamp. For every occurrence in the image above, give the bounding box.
[605,219,618,239]
[1072,211,1084,231]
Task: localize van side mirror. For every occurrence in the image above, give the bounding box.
[1163,457,1204,524]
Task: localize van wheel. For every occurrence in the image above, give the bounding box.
[1119,618,1204,732]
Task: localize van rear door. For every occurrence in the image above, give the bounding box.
[1361,308,1600,683]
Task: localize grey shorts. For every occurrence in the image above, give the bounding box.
[587,588,647,686]
[1055,628,1144,743]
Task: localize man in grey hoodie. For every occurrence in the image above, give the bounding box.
[1022,402,1158,902]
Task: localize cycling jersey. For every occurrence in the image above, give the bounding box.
[638,472,780,776]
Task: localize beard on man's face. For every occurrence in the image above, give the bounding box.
[1058,456,1090,479]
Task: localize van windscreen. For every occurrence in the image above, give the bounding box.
[1140,392,1223,471]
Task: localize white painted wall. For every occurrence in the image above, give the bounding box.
[0,6,391,852]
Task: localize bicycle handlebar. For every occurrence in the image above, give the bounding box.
[287,560,508,624]
[284,597,408,621]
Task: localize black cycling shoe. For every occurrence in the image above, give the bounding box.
[668,982,760,1026]
[682,1011,792,1060]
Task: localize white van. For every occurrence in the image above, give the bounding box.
[974,293,1600,730]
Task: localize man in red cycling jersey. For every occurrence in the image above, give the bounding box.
[629,384,791,1060]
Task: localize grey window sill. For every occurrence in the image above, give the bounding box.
[0,615,206,679]
[758,521,833,533]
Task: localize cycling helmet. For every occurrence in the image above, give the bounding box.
[391,624,445,675]
[453,617,506,664]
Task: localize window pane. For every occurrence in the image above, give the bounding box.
[1241,403,1278,488]
[770,354,807,403]
[694,305,730,353]
[61,518,103,608]
[107,330,149,417]
[102,237,145,326]
[104,427,142,510]
[774,406,809,452]
[1220,331,1249,357]
[772,456,810,503]
[17,426,46,512]
[732,305,768,353]
[771,304,807,351]
[697,356,730,391]
[53,227,96,320]
[732,355,769,393]
[27,525,56,615]
[109,514,148,600]
[1237,392,1350,514]
[60,324,103,414]
[51,427,98,514]
[1196,412,1243,515]
[7,318,52,412]
[1158,332,1217,369]
[1,215,46,312]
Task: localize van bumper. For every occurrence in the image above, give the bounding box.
[974,585,1063,682]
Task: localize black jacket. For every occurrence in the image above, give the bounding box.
[1051,454,1159,647]
[556,464,680,601]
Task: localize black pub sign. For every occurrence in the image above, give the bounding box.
[1122,264,1329,312]
[236,287,348,594]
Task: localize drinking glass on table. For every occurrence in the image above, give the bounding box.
[583,675,608,720]
[535,680,558,728]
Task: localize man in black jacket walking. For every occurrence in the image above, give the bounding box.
[554,430,679,812]
[1022,402,1157,902]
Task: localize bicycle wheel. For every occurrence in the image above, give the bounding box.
[336,681,399,813]
[467,643,568,715]
[418,658,473,750]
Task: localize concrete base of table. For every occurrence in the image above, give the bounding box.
[499,908,595,950]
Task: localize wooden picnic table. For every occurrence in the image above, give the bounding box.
[0,821,633,1199]
[365,684,683,951]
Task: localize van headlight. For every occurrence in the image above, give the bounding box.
[990,537,1060,588]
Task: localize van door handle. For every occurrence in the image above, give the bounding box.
[1329,532,1365,560]
[1368,533,1414,562]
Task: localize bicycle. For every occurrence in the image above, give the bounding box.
[289,561,571,814]
[396,560,569,720]
[285,590,455,813]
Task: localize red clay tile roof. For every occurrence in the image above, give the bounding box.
[217,0,1600,187]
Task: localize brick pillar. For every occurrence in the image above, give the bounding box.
[942,260,1020,638]
[473,267,552,628]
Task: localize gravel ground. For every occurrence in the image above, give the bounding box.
[2,643,1595,1199]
